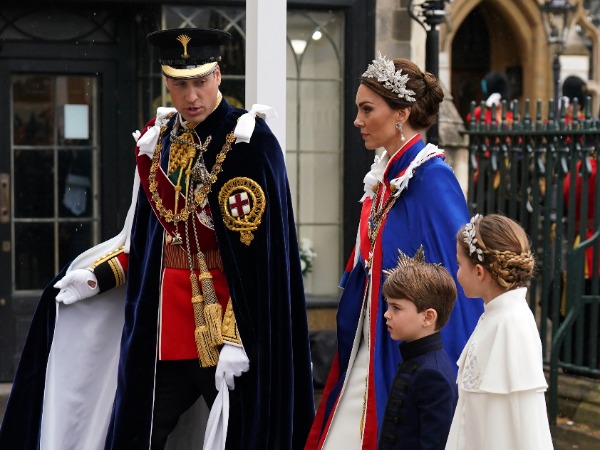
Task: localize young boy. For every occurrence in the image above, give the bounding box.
[379,246,458,450]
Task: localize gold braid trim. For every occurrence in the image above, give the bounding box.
[108,259,125,287]
[89,246,125,270]
[222,298,242,345]
[88,246,126,291]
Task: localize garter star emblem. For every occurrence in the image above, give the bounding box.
[218,177,265,245]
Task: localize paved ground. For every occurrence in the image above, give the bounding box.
[2,383,600,447]
[312,389,600,449]
[553,418,600,449]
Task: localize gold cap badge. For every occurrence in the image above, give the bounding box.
[176,34,191,59]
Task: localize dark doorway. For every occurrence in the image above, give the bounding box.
[451,6,490,121]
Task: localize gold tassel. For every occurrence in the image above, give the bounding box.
[184,219,223,368]
[204,303,224,346]
[195,326,220,367]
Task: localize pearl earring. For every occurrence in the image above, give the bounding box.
[395,122,405,142]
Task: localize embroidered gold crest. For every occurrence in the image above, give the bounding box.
[218,177,265,245]
[177,34,191,59]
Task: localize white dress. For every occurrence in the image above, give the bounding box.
[445,287,554,450]
[322,285,371,449]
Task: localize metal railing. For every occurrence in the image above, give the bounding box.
[463,97,600,425]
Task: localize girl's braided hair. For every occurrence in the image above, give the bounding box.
[457,214,535,289]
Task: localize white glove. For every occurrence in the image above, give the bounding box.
[485,92,502,108]
[215,343,249,391]
[54,269,99,304]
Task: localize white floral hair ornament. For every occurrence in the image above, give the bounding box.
[362,51,417,103]
[463,214,484,262]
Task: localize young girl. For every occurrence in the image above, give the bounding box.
[445,214,553,450]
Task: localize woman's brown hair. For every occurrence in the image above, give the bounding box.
[360,57,444,130]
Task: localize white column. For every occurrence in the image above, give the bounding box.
[245,0,287,152]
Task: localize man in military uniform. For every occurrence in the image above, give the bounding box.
[0,28,314,450]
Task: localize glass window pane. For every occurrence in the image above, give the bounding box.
[56,76,96,145]
[221,80,245,110]
[286,79,298,151]
[299,153,341,224]
[15,223,55,290]
[14,149,54,218]
[288,11,343,80]
[300,37,341,79]
[220,23,246,77]
[59,223,93,269]
[11,73,99,293]
[299,81,341,151]
[299,224,341,296]
[59,150,93,218]
[12,75,54,145]
[286,151,298,222]
[287,42,299,78]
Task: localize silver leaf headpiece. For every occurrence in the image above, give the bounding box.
[463,214,484,262]
[362,51,417,103]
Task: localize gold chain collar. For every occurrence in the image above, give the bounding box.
[365,184,399,269]
[148,123,236,224]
